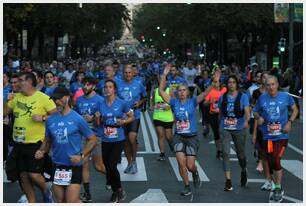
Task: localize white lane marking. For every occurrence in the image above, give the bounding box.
[144,111,160,153]
[229,158,238,161]
[209,140,234,145]
[283,195,303,203]
[281,160,303,180]
[117,157,147,181]
[248,179,266,183]
[168,157,210,182]
[130,189,168,203]
[137,151,160,154]
[140,112,152,153]
[288,143,303,155]
[230,148,236,155]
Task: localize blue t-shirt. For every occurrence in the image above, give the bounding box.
[218,92,249,130]
[253,92,295,141]
[70,82,83,94]
[3,84,12,102]
[117,79,147,119]
[170,97,198,136]
[97,76,122,96]
[41,86,56,97]
[99,97,130,142]
[46,110,94,166]
[167,75,187,90]
[75,94,104,138]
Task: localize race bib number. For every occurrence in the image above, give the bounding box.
[224,117,238,130]
[176,121,191,134]
[14,127,26,143]
[53,169,72,186]
[267,122,282,136]
[104,127,118,139]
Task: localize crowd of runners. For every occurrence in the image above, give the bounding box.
[3,55,302,203]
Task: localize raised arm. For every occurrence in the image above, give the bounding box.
[158,64,171,104]
[197,85,213,104]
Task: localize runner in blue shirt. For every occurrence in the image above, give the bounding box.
[117,64,147,175]
[70,71,85,95]
[35,87,97,203]
[95,79,134,203]
[41,71,57,97]
[218,74,250,192]
[97,65,121,96]
[166,65,187,98]
[253,75,298,202]
[159,64,212,196]
[75,76,106,202]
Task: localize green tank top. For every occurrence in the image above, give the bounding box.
[153,88,174,122]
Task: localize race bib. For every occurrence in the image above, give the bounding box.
[267,122,282,136]
[104,127,118,139]
[210,102,219,113]
[14,127,26,143]
[224,117,238,130]
[53,169,72,186]
[176,121,191,134]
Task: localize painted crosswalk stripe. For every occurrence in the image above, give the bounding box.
[144,111,160,153]
[248,179,266,183]
[209,140,234,145]
[130,189,168,203]
[117,157,147,181]
[168,157,210,182]
[283,195,303,203]
[281,160,303,180]
[287,143,303,155]
[230,148,236,155]
[140,113,152,153]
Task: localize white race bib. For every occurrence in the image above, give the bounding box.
[14,127,26,143]
[224,117,238,130]
[176,121,191,134]
[104,127,119,139]
[267,122,282,136]
[53,169,72,186]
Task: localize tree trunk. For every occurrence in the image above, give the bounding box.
[38,31,45,61]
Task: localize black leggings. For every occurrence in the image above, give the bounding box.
[102,140,125,192]
[208,113,220,141]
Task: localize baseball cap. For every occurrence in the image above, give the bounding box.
[51,87,71,100]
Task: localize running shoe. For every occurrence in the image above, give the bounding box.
[105,184,112,190]
[240,169,248,187]
[17,194,28,203]
[129,161,138,174]
[180,185,192,196]
[272,188,284,202]
[157,153,166,161]
[192,171,202,189]
[124,164,132,174]
[117,189,126,202]
[256,161,263,173]
[261,180,273,191]
[80,192,92,203]
[110,192,118,203]
[224,179,233,191]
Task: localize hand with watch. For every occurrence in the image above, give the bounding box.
[70,152,85,164]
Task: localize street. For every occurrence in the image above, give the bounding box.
[3,105,303,203]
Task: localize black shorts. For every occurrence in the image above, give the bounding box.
[172,134,199,156]
[43,153,53,181]
[153,120,173,129]
[51,164,83,185]
[15,141,44,173]
[124,119,140,134]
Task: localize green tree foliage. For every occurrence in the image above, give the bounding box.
[4,3,129,60]
[132,3,274,63]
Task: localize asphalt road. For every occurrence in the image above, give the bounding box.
[3,103,303,203]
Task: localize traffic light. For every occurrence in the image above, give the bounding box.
[278,37,286,53]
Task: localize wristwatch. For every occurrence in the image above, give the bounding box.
[42,116,47,122]
[80,152,85,160]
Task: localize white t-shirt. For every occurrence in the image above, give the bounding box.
[182,67,198,87]
[63,70,75,82]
